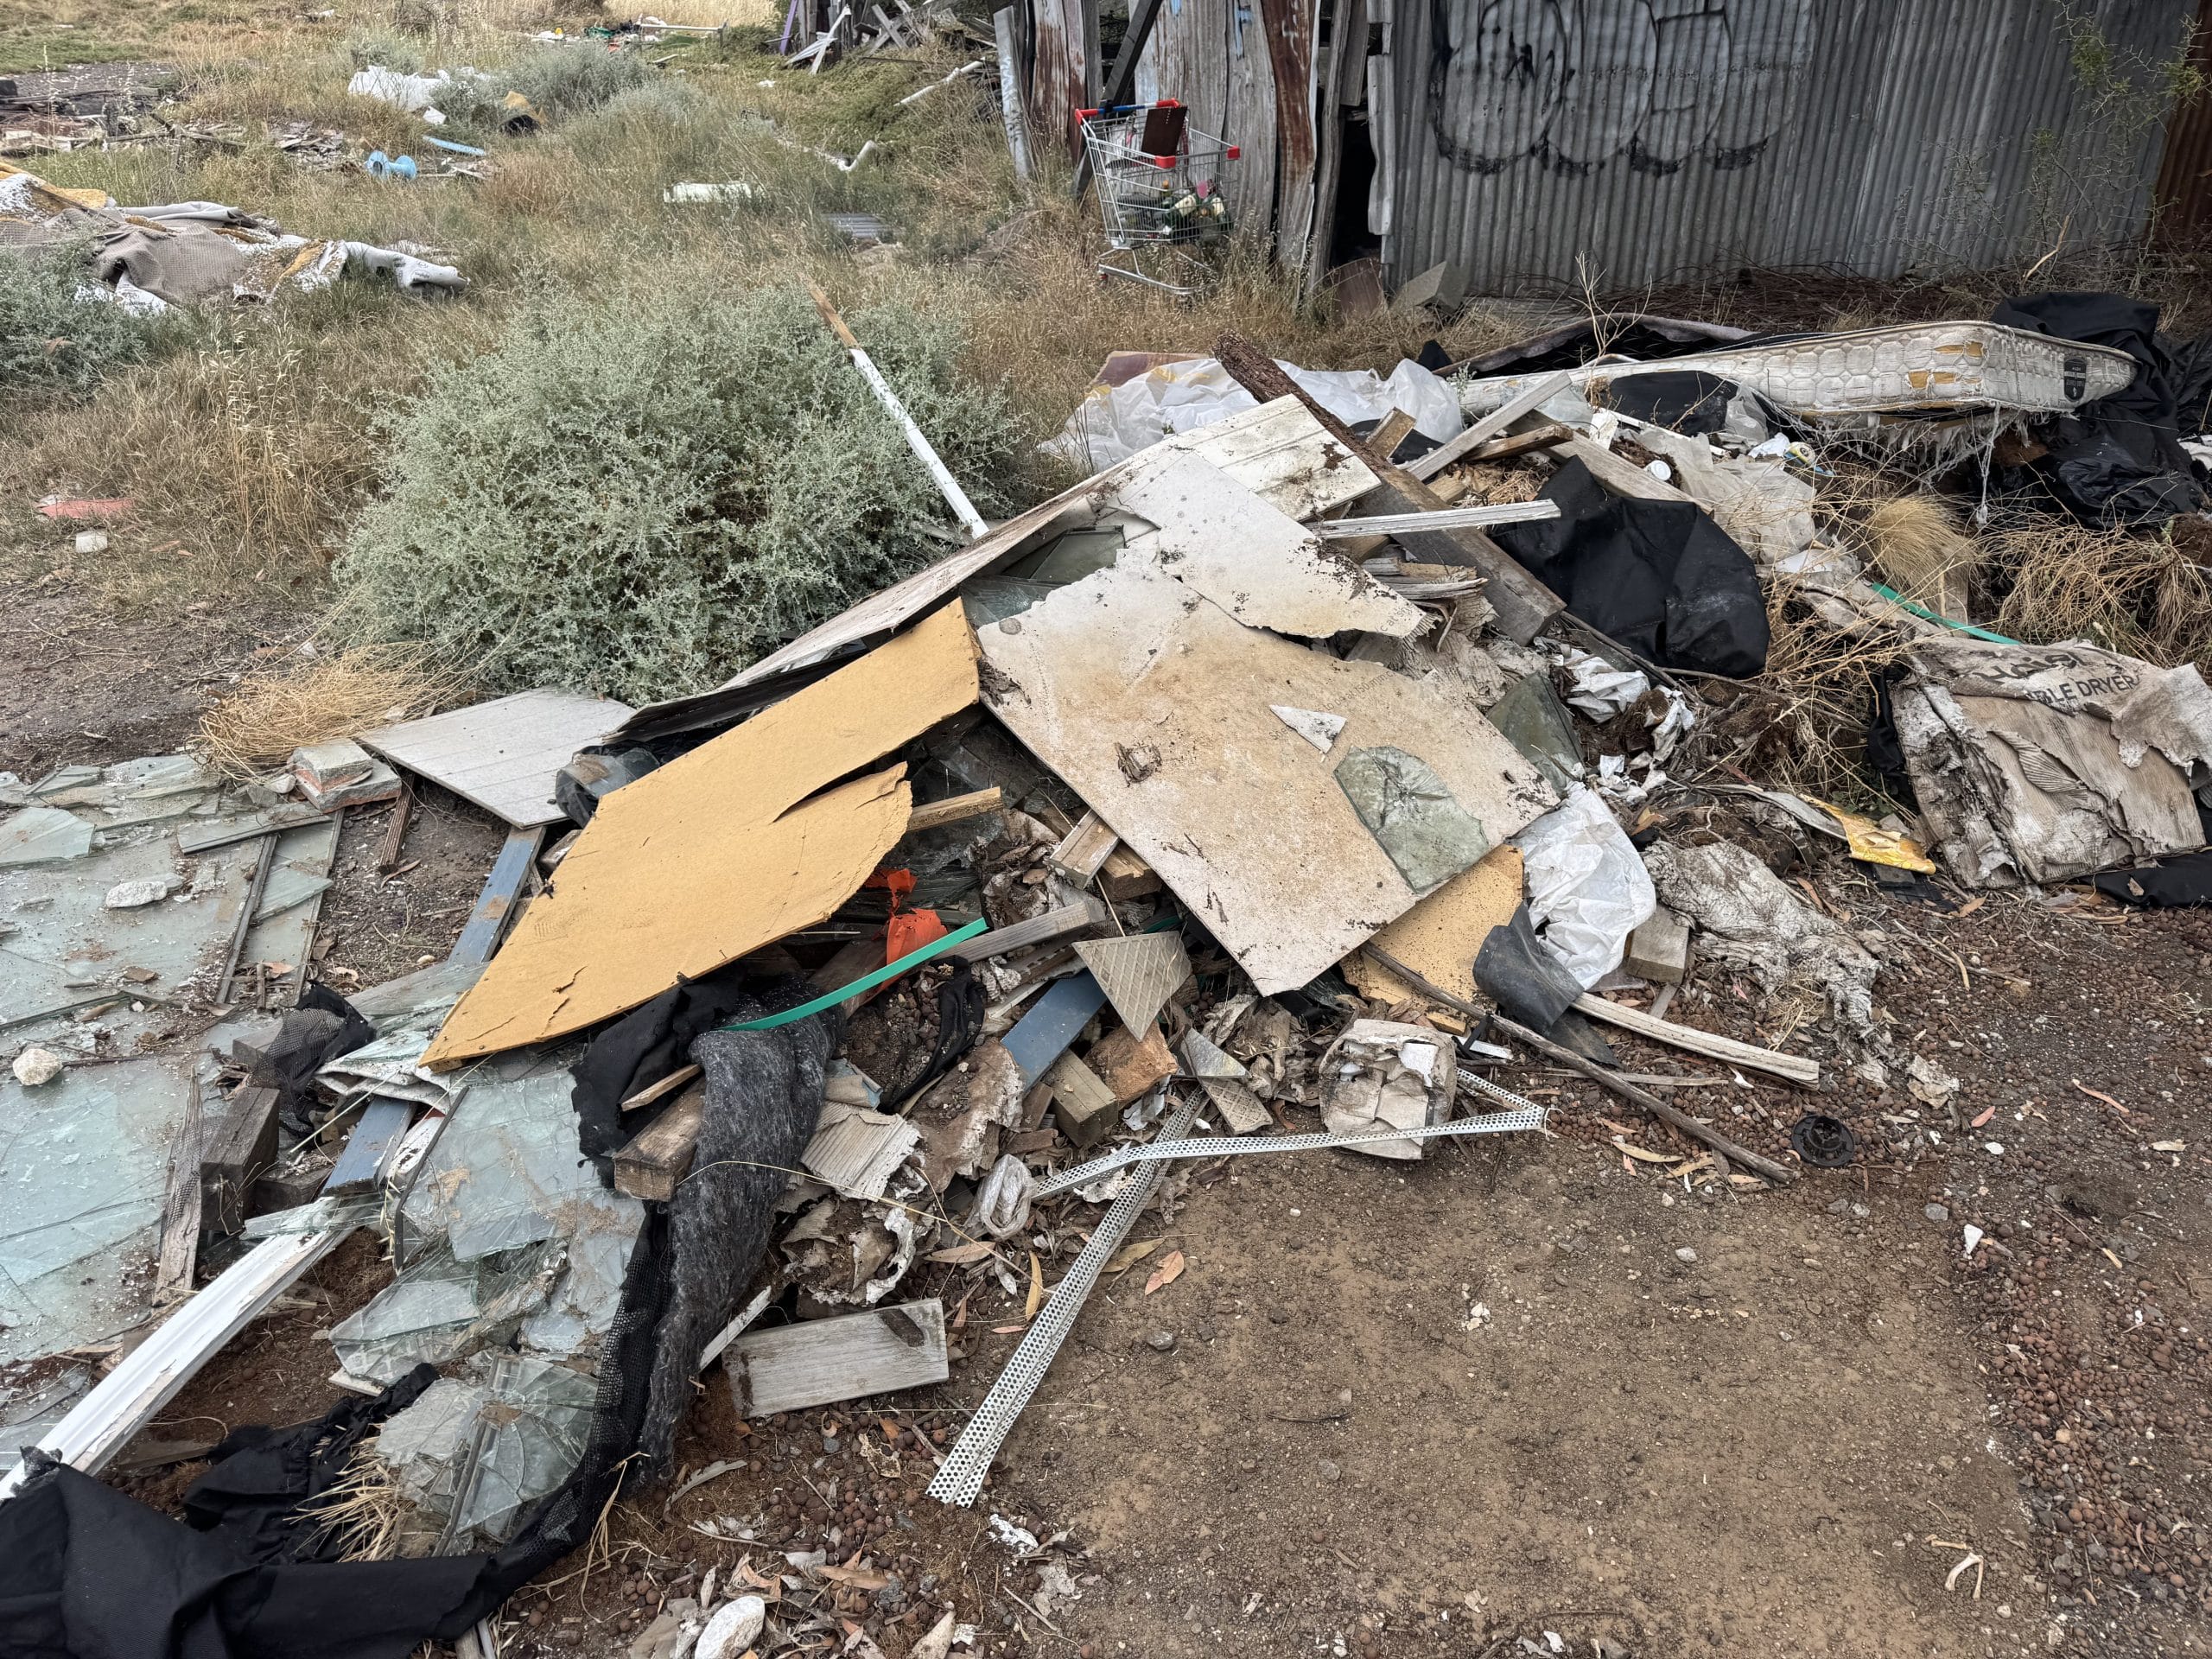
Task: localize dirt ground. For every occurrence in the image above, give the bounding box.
[75,671,2212,1658]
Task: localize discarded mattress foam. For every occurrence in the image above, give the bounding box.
[976,559,1554,994]
[422,601,979,1065]
[1492,458,1770,678]
[1889,637,2212,887]
[1455,320,2139,423]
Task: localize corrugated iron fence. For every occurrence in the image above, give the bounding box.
[1380,0,2196,290]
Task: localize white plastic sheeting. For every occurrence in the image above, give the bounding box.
[1049,355,1466,470]
[1509,785,1656,988]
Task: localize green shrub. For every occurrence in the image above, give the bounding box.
[344,28,429,74]
[0,245,167,400]
[334,283,1030,703]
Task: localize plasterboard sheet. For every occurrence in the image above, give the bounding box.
[619,397,1382,737]
[978,565,1555,994]
[1103,448,1421,639]
[361,690,635,829]
[423,604,981,1065]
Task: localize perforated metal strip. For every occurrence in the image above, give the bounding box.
[928,1091,1203,1509]
[1032,1103,1550,1198]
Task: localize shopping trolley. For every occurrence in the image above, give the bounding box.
[1077,99,1239,298]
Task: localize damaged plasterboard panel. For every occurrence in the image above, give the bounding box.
[0,1053,197,1364]
[1891,639,2212,887]
[1100,447,1421,639]
[978,563,1555,993]
[615,397,1383,743]
[1343,843,1525,1006]
[360,690,636,829]
[423,603,980,1065]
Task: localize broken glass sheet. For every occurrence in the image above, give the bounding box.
[327,1236,564,1384]
[232,815,340,992]
[1333,746,1493,895]
[0,808,93,868]
[375,1352,596,1550]
[399,1072,635,1262]
[316,964,478,1109]
[0,1054,195,1363]
[4,754,228,832]
[0,1365,91,1475]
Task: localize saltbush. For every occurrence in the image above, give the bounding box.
[0,244,166,400]
[335,283,1028,702]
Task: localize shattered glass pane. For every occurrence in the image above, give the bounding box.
[400,1072,630,1262]
[1333,745,1493,894]
[328,1236,564,1384]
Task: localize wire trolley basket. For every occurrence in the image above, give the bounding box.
[1078,99,1238,297]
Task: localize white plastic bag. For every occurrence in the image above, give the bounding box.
[1047,354,1465,470]
[1509,785,1656,988]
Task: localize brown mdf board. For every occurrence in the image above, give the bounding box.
[1343,843,1523,1006]
[977,562,1554,993]
[359,690,635,830]
[724,1300,948,1417]
[422,604,980,1066]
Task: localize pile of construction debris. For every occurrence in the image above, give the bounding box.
[9,289,2212,1656]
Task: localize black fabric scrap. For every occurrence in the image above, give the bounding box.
[1491,459,1770,677]
[2094,850,2212,908]
[1988,291,2206,526]
[181,1365,439,1563]
[569,960,762,1173]
[636,1008,845,1473]
[1592,370,1737,435]
[1472,904,1586,1031]
[248,982,375,1135]
[553,746,659,829]
[881,958,986,1110]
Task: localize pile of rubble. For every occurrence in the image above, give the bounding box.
[9,287,2212,1656]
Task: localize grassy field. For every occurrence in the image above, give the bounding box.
[1,0,1520,643]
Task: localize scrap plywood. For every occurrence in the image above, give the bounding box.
[1344,844,1526,1007]
[423,604,980,1065]
[725,1299,949,1416]
[978,563,1554,993]
[360,690,635,829]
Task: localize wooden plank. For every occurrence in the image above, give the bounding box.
[1212,332,1563,644]
[1366,407,1416,461]
[1224,0,1278,234]
[1049,809,1119,885]
[359,689,634,830]
[906,786,1002,836]
[1571,995,1820,1085]
[949,896,1108,960]
[375,779,414,873]
[1446,423,1574,464]
[1098,842,1161,901]
[613,1082,708,1202]
[153,1073,207,1306]
[1071,0,1164,189]
[1145,0,1226,147]
[448,825,548,968]
[1313,500,1560,537]
[725,1299,948,1417]
[1302,0,1362,296]
[321,1097,416,1195]
[1552,435,1698,504]
[1404,371,1575,481]
[1263,0,1319,268]
[200,1081,279,1243]
[992,6,1033,179]
[1029,0,1085,160]
[620,1061,703,1114]
[178,804,333,855]
[1042,1051,1117,1147]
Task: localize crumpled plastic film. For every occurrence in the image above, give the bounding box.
[1510,785,1657,988]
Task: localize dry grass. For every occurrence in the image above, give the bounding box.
[1860,493,1979,610]
[1985,517,2212,671]
[296,1442,410,1562]
[199,644,448,774]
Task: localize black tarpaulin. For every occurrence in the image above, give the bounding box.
[1491,459,1770,677]
[1988,291,2208,526]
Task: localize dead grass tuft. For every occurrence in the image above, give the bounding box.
[199,645,448,775]
[296,1442,410,1562]
[1860,493,1978,607]
[1984,517,2212,671]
